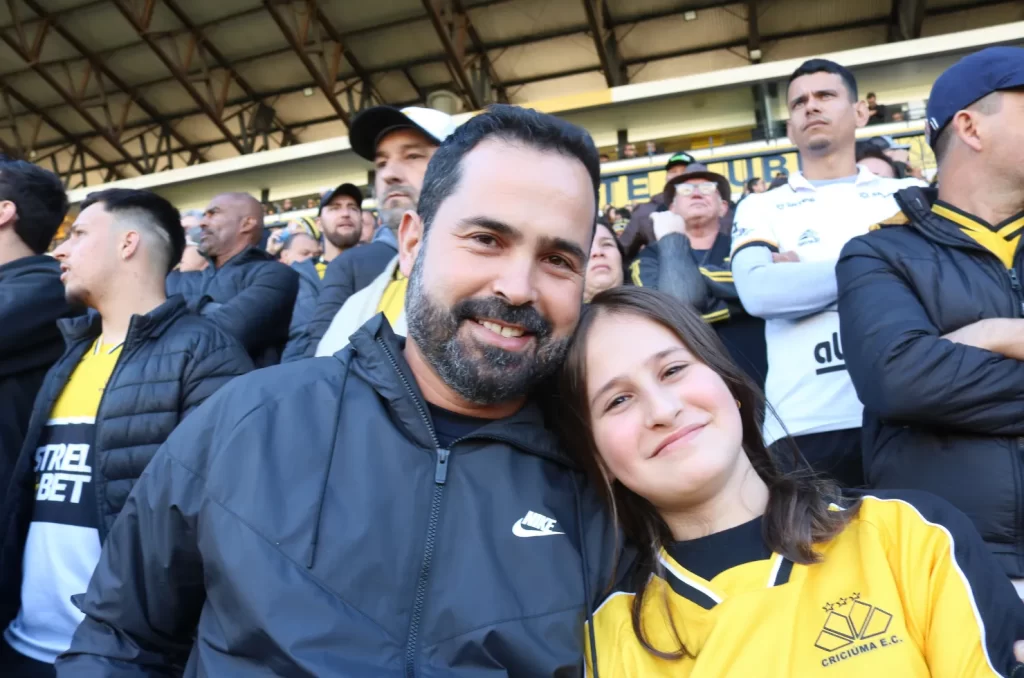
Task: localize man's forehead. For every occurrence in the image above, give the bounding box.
[375,128,436,155]
[788,71,845,96]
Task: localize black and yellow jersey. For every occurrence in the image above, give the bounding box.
[375,267,407,326]
[587,492,1024,677]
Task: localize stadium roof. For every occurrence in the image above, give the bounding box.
[0,0,1018,188]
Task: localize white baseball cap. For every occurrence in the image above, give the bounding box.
[349,106,457,161]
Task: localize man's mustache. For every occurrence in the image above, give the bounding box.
[453,297,552,339]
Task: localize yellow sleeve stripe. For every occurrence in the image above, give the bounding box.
[731,238,779,255]
[700,268,733,282]
[703,308,730,324]
[629,259,643,287]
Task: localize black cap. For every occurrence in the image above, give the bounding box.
[664,163,731,203]
[665,151,695,171]
[348,106,456,161]
[319,183,363,214]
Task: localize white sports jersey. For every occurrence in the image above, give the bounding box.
[730,167,922,444]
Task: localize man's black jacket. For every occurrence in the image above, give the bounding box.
[166,246,298,366]
[837,186,1024,577]
[56,316,617,677]
[0,295,254,628]
[0,255,78,492]
[281,258,322,363]
[299,239,396,357]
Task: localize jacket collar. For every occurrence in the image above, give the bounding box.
[372,226,398,250]
[788,165,876,192]
[0,253,59,280]
[210,245,275,270]
[894,186,992,251]
[347,315,571,467]
[57,295,189,350]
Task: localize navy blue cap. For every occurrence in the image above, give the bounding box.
[925,46,1024,149]
[319,183,362,215]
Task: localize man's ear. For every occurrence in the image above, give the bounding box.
[398,210,423,278]
[241,216,260,244]
[0,200,17,230]
[716,198,729,218]
[120,229,142,261]
[853,99,870,129]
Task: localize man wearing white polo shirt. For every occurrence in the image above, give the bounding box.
[730,59,922,487]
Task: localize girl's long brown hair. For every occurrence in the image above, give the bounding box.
[555,286,859,660]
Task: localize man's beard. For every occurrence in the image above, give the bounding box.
[379,184,419,231]
[405,253,571,405]
[324,223,361,250]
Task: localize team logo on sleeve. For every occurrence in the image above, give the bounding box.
[815,592,903,667]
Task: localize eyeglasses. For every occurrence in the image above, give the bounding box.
[675,182,719,198]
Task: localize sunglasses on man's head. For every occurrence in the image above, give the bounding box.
[675,182,718,197]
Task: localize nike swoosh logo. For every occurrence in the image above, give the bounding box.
[512,519,565,538]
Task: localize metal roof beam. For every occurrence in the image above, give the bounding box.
[111,0,248,154]
[421,0,482,110]
[1,0,148,174]
[16,0,204,166]
[264,0,351,126]
[888,0,927,41]
[312,4,387,107]
[0,78,123,179]
[582,0,626,87]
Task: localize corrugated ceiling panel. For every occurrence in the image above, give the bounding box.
[468,0,584,43]
[923,2,1024,36]
[758,0,889,35]
[510,71,607,103]
[760,24,888,63]
[617,8,748,61]
[491,34,598,83]
[628,48,750,84]
[347,18,442,70]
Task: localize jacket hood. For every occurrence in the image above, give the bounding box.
[0,254,61,282]
[347,314,571,467]
[290,258,321,286]
[58,295,190,349]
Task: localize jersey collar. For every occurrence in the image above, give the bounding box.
[788,166,877,193]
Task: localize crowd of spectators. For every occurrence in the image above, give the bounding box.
[0,45,1023,676]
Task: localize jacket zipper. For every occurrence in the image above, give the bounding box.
[91,318,138,540]
[1008,268,1024,316]
[376,339,450,678]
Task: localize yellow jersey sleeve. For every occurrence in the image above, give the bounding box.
[862,492,1024,678]
[585,591,634,677]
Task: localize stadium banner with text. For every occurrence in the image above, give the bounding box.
[599,131,933,207]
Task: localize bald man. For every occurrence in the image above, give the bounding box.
[166,193,298,366]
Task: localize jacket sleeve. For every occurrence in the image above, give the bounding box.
[620,202,657,262]
[201,263,298,354]
[56,442,209,675]
[838,237,1024,434]
[631,237,735,323]
[0,269,67,359]
[181,329,254,417]
[874,490,1024,678]
[280,274,318,363]
[301,254,356,357]
[55,386,254,677]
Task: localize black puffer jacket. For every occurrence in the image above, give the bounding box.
[837,186,1024,577]
[57,316,618,677]
[167,246,298,366]
[0,296,254,628]
[0,255,79,490]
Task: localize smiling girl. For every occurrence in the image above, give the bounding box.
[559,287,1024,677]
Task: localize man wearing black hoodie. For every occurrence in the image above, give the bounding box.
[57,105,617,677]
[0,160,76,492]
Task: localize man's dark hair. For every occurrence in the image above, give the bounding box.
[417,104,600,232]
[788,58,858,101]
[866,92,876,99]
[744,177,762,192]
[80,188,185,275]
[0,158,69,254]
